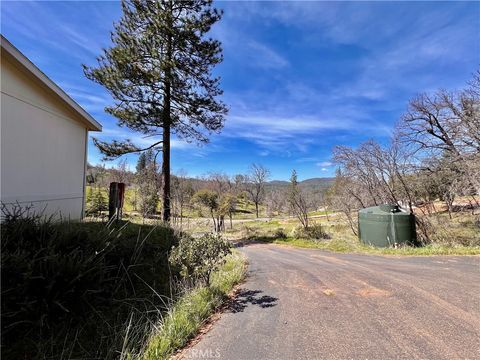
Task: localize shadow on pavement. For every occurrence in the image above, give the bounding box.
[228,289,278,313]
[232,237,275,248]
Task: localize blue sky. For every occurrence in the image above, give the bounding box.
[2,1,479,180]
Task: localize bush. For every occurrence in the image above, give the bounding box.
[274,228,287,239]
[420,213,480,247]
[1,206,179,359]
[293,223,331,240]
[86,187,107,216]
[138,188,159,218]
[242,225,260,240]
[169,233,231,283]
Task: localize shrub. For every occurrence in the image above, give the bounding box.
[169,233,231,284]
[274,228,287,239]
[1,206,178,359]
[242,225,260,240]
[86,187,107,216]
[420,214,480,247]
[293,223,331,240]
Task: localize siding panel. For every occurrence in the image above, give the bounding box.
[1,64,86,219]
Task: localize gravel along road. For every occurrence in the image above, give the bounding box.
[181,244,480,360]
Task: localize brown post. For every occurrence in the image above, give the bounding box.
[118,183,125,220]
[109,182,118,221]
[109,182,126,222]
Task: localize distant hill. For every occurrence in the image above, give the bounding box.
[267,177,334,186]
[266,177,334,192]
[183,177,335,188]
[267,180,289,186]
[299,177,335,187]
[86,162,335,193]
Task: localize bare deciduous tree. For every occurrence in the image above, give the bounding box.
[220,193,237,229]
[398,74,480,194]
[245,164,270,218]
[287,170,309,229]
[265,189,286,218]
[326,172,359,235]
[172,170,194,227]
[110,158,133,185]
[192,189,221,232]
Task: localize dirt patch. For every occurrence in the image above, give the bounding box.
[310,253,350,265]
[357,287,391,297]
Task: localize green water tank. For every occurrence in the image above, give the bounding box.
[358,204,416,247]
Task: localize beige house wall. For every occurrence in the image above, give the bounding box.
[1,55,88,219]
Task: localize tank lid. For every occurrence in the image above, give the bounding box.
[359,204,409,214]
[379,204,400,213]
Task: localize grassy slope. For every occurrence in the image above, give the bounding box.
[272,237,480,255]
[86,186,265,220]
[1,220,178,360]
[141,251,246,360]
[86,187,479,256]
[225,212,480,256]
[86,185,155,213]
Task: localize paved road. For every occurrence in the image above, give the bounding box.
[182,244,480,360]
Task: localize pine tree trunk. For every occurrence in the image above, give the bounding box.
[162,118,171,222]
[162,13,173,223]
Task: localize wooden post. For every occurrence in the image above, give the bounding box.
[109,182,118,221]
[118,182,125,220]
[109,182,126,222]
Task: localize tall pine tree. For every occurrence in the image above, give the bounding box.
[84,0,227,221]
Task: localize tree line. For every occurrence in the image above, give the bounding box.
[86,161,327,231]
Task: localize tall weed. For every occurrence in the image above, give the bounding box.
[1,205,178,359]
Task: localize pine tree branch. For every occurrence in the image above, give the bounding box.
[92,137,163,160]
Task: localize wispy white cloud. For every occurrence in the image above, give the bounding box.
[213,1,477,162]
[1,1,111,61]
[317,161,332,167]
[95,126,194,151]
[246,41,289,69]
[227,1,477,100]
[59,84,111,114]
[220,102,392,153]
[229,114,354,133]
[58,25,103,58]
[3,0,477,179]
[296,157,319,163]
[222,114,348,153]
[212,15,288,70]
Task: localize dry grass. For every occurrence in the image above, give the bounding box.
[140,251,246,360]
[87,192,480,256]
[218,210,480,256]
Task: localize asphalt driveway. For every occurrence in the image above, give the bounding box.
[182,244,480,360]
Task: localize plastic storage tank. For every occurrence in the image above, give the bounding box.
[358,204,416,247]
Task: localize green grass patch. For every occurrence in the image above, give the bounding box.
[224,211,480,256]
[141,251,246,359]
[271,237,480,256]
